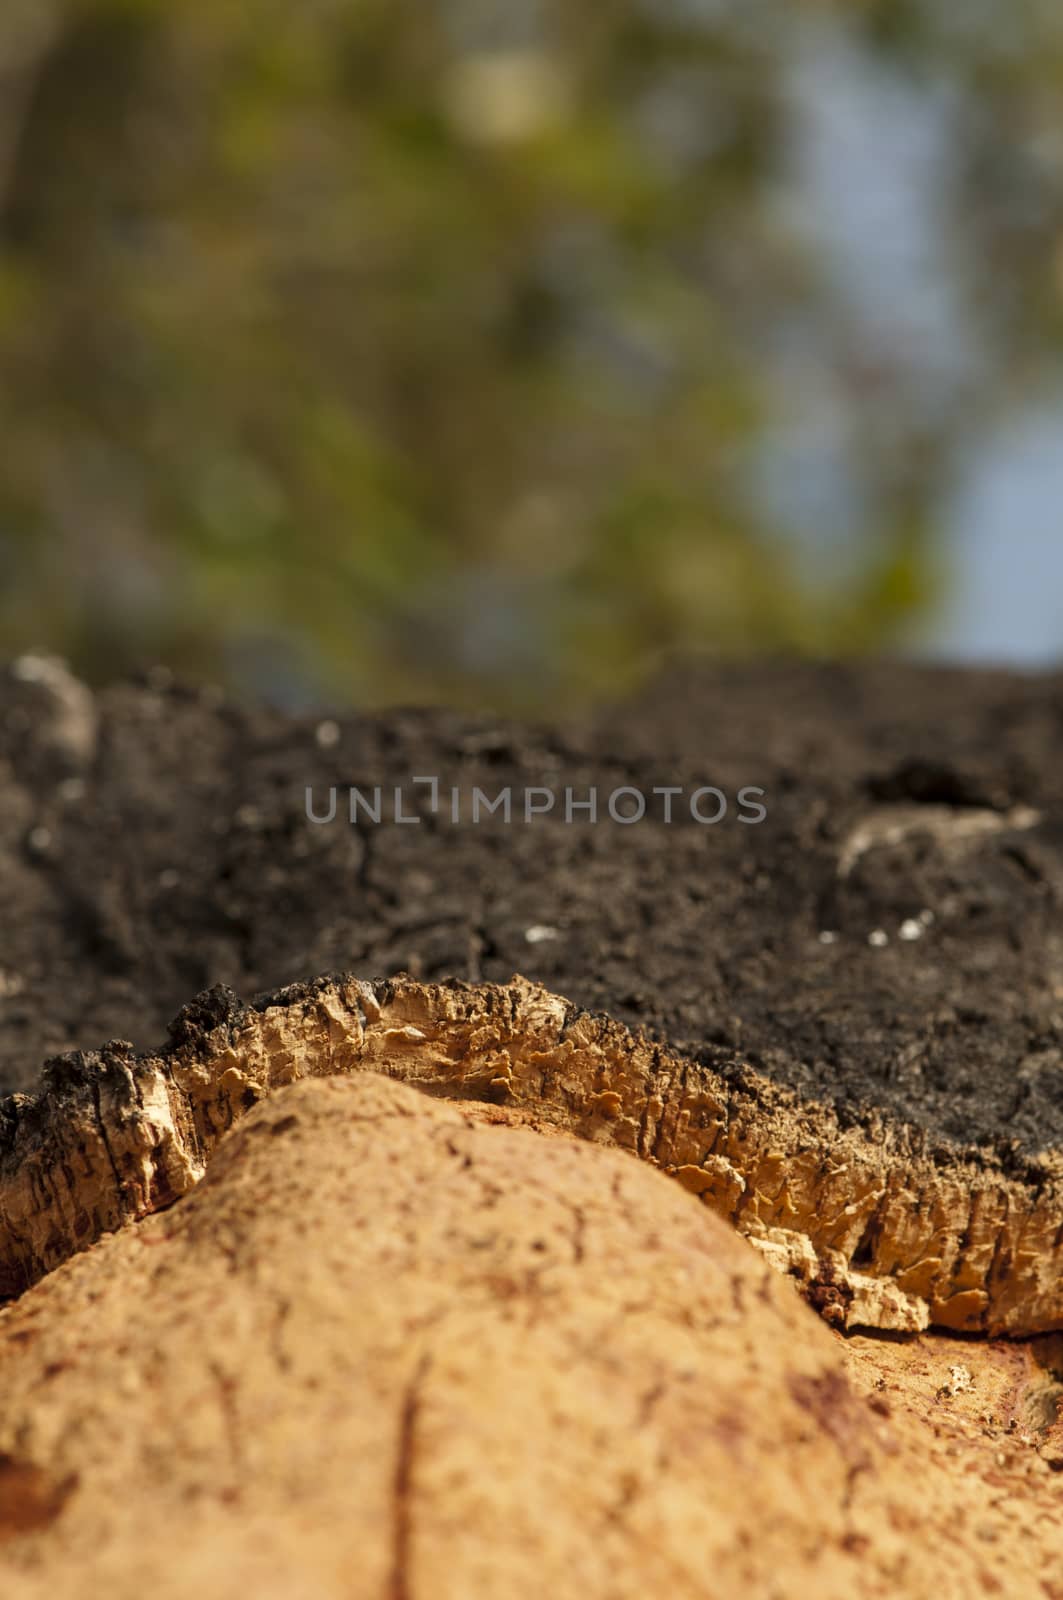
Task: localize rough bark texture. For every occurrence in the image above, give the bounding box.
[2,973,1062,1335]
[1,1071,1062,1600]
[4,656,1063,1334]
[4,656,1063,1160]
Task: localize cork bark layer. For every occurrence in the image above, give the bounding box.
[3,974,1062,1335]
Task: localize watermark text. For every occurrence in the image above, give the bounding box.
[305,779,767,827]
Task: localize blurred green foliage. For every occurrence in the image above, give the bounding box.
[0,0,1061,706]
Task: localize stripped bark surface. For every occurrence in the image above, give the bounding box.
[2,1073,1062,1600]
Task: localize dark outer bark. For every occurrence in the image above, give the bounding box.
[2,658,1063,1172]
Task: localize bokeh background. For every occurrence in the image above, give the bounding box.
[1,0,1061,710]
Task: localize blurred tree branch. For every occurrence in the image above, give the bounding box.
[0,1,61,232]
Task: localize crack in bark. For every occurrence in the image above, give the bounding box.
[89,1075,125,1203]
[389,1353,430,1600]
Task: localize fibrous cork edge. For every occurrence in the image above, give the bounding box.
[1,973,1061,1334]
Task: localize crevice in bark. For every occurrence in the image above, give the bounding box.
[389,1353,430,1600]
